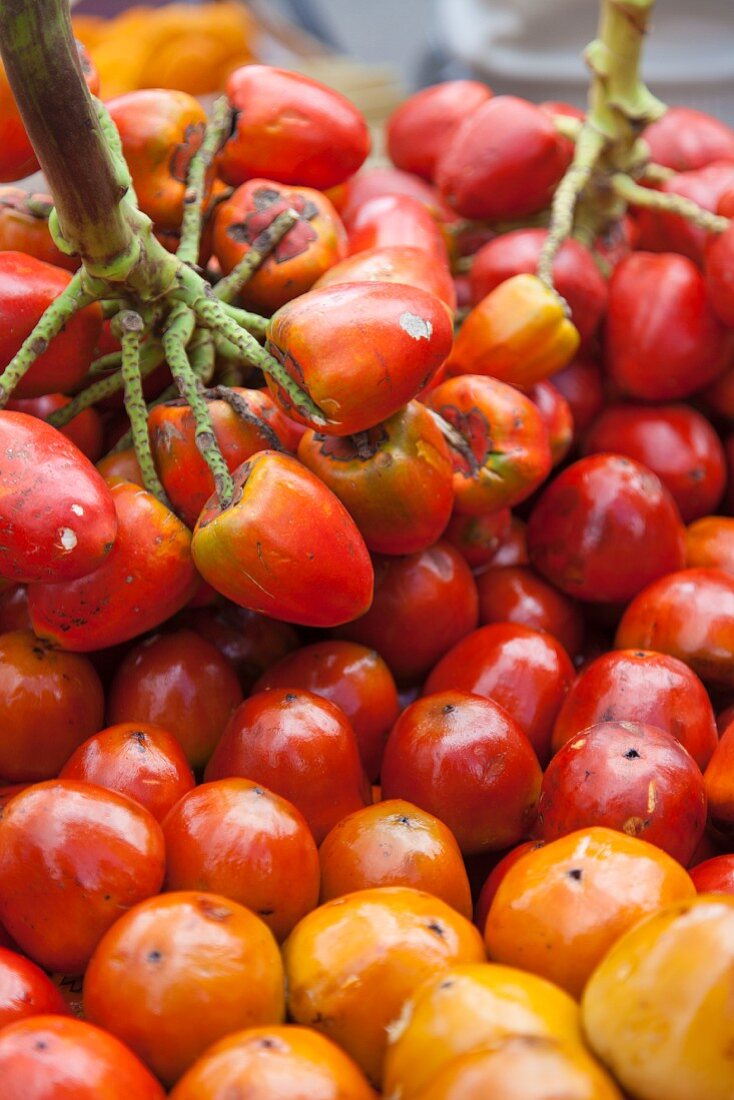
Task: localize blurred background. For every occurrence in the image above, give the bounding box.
[72,0,734,123]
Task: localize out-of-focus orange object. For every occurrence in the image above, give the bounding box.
[72,3,258,99]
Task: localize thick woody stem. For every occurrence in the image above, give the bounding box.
[214,208,301,303]
[612,174,731,233]
[116,311,168,501]
[0,271,92,406]
[177,97,232,266]
[163,303,236,510]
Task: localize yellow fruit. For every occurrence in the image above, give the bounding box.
[582,894,734,1100]
[383,961,584,1100]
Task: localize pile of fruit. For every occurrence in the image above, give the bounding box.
[2,0,734,1097]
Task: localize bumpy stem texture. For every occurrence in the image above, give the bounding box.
[117,311,168,500]
[177,96,232,266]
[214,208,300,303]
[612,174,730,233]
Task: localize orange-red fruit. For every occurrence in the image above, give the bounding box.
[162,778,320,942]
[84,891,285,1087]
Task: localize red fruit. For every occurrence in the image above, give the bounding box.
[204,688,370,844]
[527,454,686,604]
[336,541,479,684]
[0,1015,166,1100]
[0,253,102,397]
[536,721,707,865]
[252,640,399,782]
[474,840,544,934]
[605,252,732,400]
[106,629,243,769]
[424,623,575,766]
[59,723,196,823]
[345,193,450,265]
[0,780,165,973]
[442,507,511,569]
[192,452,374,629]
[435,96,571,220]
[642,107,734,172]
[314,244,457,313]
[635,161,734,264]
[469,229,607,345]
[0,411,117,583]
[386,80,492,180]
[0,629,104,783]
[550,357,605,441]
[330,166,454,226]
[219,65,370,190]
[689,854,734,894]
[266,282,453,435]
[381,691,542,854]
[0,188,78,271]
[0,948,69,1029]
[705,222,734,326]
[582,403,726,523]
[476,565,584,658]
[28,479,198,651]
[7,393,103,463]
[616,568,734,688]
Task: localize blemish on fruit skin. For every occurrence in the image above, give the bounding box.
[70,503,84,517]
[399,312,432,341]
[58,527,77,551]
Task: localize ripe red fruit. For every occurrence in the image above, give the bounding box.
[386,80,492,180]
[381,691,542,854]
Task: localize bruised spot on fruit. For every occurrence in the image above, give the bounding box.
[33,1040,48,1051]
[198,898,233,922]
[567,868,583,882]
[399,312,432,340]
[624,748,641,759]
[58,527,78,551]
[427,920,446,937]
[147,949,162,963]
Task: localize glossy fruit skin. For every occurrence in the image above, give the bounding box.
[0,947,69,1029]
[443,507,511,568]
[28,480,198,650]
[314,244,457,313]
[447,274,580,387]
[162,778,319,942]
[528,380,573,467]
[298,401,454,556]
[283,886,485,1085]
[686,513,734,575]
[474,841,545,935]
[424,624,574,766]
[410,1035,622,1100]
[485,827,695,998]
[643,106,734,171]
[705,220,734,325]
[106,629,242,769]
[582,403,726,522]
[476,565,584,657]
[219,65,370,189]
[0,253,103,397]
[381,691,542,854]
[704,720,734,842]
[252,640,399,782]
[382,961,583,1100]
[536,721,707,864]
[551,648,718,769]
[0,780,165,973]
[344,194,450,265]
[605,252,732,400]
[336,541,478,684]
[469,230,607,346]
[318,799,472,918]
[527,454,686,603]
[689,854,734,893]
[616,567,734,687]
[436,96,571,220]
[0,630,105,781]
[425,374,552,516]
[96,446,143,486]
[0,1015,166,1100]
[7,392,103,463]
[59,722,195,822]
[107,89,206,229]
[582,895,734,1100]
[176,602,300,694]
[329,166,454,227]
[637,161,734,265]
[169,1025,377,1100]
[213,179,347,313]
[149,388,298,529]
[0,410,117,583]
[551,356,604,441]
[205,688,370,844]
[0,188,78,271]
[386,80,492,180]
[266,282,452,435]
[192,452,373,628]
[84,891,285,1087]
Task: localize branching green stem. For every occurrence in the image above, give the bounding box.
[612,174,731,233]
[214,208,300,303]
[177,96,232,266]
[116,310,168,500]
